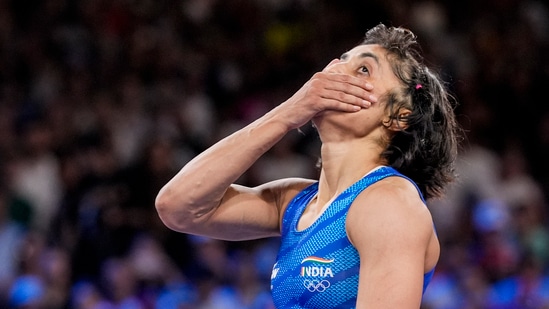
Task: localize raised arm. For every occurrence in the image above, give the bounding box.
[155,61,378,241]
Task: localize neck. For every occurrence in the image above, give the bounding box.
[316,139,386,203]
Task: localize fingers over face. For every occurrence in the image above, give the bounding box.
[317,73,377,104]
[322,59,341,72]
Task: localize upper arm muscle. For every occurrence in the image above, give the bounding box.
[195,178,314,241]
[347,177,434,308]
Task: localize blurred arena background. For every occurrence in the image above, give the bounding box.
[0,0,548,308]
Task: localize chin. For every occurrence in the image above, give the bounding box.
[312,110,360,132]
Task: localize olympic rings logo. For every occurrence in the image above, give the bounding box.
[303,279,331,292]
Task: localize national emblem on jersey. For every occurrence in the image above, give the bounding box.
[301,256,334,293]
[300,257,334,276]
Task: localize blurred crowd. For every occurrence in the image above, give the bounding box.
[0,0,548,308]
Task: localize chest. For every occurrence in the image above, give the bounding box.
[271,193,360,308]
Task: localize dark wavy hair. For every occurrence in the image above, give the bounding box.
[361,24,461,200]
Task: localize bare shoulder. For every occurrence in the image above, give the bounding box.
[347,176,433,245]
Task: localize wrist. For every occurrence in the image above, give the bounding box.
[264,103,310,131]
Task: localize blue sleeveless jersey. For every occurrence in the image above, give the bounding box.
[270,166,435,308]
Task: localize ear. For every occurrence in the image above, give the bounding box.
[384,108,411,131]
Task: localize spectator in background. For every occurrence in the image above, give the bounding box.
[12,114,63,234]
[486,253,549,309]
[0,183,26,304]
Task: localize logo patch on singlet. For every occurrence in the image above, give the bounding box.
[300,256,334,292]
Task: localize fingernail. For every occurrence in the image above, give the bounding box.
[362,100,371,108]
[369,95,377,103]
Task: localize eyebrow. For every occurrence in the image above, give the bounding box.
[340,51,380,65]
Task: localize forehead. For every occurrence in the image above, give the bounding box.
[342,44,386,57]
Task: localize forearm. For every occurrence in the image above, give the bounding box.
[155,66,375,234]
[155,106,294,232]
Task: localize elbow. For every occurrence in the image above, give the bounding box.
[155,187,209,234]
[155,188,188,232]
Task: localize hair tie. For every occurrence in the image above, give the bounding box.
[415,83,423,90]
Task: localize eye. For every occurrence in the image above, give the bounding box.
[358,65,370,75]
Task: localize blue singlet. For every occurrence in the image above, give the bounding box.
[270,166,435,308]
